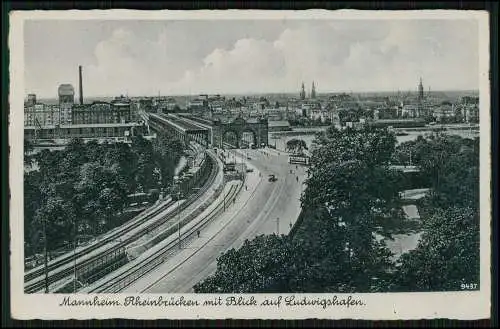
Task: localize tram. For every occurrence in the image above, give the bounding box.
[288,155,310,166]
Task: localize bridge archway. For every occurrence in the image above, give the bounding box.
[222,130,239,148]
[240,129,257,148]
[213,116,268,149]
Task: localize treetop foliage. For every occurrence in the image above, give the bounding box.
[195,127,480,293]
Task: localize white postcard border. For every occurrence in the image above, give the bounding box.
[9,9,491,320]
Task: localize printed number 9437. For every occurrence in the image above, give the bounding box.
[461,283,478,290]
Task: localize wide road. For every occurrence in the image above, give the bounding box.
[124,147,307,293]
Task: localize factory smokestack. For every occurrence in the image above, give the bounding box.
[78,65,83,105]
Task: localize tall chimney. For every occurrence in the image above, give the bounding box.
[78,65,83,105]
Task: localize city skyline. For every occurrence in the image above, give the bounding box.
[25,18,479,98]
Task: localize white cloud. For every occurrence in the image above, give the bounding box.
[25,19,480,98]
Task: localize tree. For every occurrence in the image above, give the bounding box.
[194,235,299,293]
[391,207,479,291]
[392,134,479,210]
[25,135,185,257]
[285,139,308,155]
[74,162,128,234]
[103,142,138,191]
[24,139,34,167]
[33,195,75,251]
[24,171,42,255]
[195,126,400,293]
[152,133,183,188]
[298,126,401,289]
[130,136,159,192]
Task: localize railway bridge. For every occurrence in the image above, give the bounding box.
[148,113,210,147]
[178,114,269,149]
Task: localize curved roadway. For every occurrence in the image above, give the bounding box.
[124,147,307,293]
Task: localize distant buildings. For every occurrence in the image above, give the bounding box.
[24,103,59,127]
[60,103,73,125]
[188,98,206,112]
[72,98,132,125]
[26,94,36,106]
[300,83,306,100]
[24,122,145,142]
[432,102,455,122]
[418,77,424,102]
[401,104,421,118]
[24,66,148,143]
[156,97,179,113]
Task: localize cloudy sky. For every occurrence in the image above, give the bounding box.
[24,18,479,98]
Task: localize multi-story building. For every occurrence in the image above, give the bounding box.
[59,103,72,125]
[433,103,455,122]
[301,101,321,118]
[26,94,37,106]
[401,104,421,118]
[24,103,61,127]
[465,105,479,123]
[111,99,132,123]
[188,98,206,111]
[24,105,37,126]
[24,122,146,142]
[156,97,178,113]
[71,101,132,125]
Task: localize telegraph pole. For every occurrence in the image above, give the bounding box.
[177,191,181,250]
[73,217,77,293]
[43,217,48,293]
[178,222,181,250]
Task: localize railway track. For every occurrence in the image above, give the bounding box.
[24,197,175,283]
[85,182,242,293]
[24,150,219,293]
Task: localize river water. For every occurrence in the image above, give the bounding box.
[269,127,479,151]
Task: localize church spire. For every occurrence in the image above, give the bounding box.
[311,81,316,99]
[300,82,306,100]
[418,77,424,101]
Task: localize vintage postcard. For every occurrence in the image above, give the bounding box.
[9,9,491,320]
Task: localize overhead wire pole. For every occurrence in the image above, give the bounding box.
[177,191,181,250]
[73,216,78,293]
[43,216,48,293]
[178,222,181,250]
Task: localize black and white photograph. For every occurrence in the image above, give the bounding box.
[9,9,491,320]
